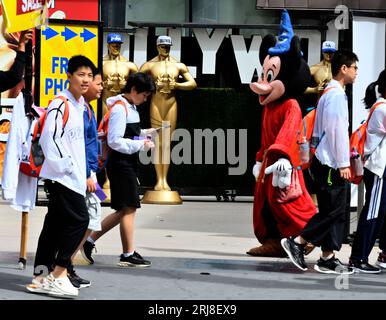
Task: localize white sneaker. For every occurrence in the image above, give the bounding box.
[26,276,51,294]
[46,274,79,298]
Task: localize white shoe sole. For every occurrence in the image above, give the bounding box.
[26,283,78,298]
[352,267,381,274]
[314,264,354,275]
[26,283,48,294]
[280,238,307,271]
[117,261,151,268]
[375,261,386,269]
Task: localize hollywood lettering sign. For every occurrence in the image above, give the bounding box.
[131,28,324,84]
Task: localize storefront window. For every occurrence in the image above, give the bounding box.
[126,0,186,23]
[192,0,276,25]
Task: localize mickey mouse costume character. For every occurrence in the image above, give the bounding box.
[247,10,317,257]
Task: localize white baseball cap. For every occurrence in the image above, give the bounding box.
[156,35,172,46]
[322,41,336,53]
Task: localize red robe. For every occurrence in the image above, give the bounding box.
[253,98,316,243]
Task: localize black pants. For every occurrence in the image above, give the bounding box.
[33,181,89,276]
[301,158,349,252]
[350,168,386,262]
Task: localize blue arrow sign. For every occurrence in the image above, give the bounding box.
[80,28,96,42]
[61,27,77,41]
[42,27,59,40]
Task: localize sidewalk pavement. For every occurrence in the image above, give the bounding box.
[0,196,385,300]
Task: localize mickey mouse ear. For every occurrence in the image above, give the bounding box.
[268,9,294,56]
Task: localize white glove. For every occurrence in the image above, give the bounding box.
[264,158,292,188]
[277,170,291,188]
[252,161,262,179]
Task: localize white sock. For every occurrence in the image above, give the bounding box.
[321,253,334,261]
[123,251,135,257]
[87,237,95,245]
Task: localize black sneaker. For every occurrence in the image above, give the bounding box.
[314,256,354,274]
[281,237,307,271]
[117,251,151,268]
[68,268,91,288]
[81,240,96,265]
[349,259,381,274]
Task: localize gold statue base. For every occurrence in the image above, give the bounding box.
[141,190,182,205]
[102,188,111,204]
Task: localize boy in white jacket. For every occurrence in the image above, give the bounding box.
[26,55,95,298]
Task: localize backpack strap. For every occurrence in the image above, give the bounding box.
[367,101,385,122]
[308,86,336,151]
[321,86,336,96]
[53,96,70,128]
[110,100,128,116]
[84,102,93,123]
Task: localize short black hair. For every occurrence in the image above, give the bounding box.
[331,50,359,76]
[68,55,95,74]
[93,67,102,77]
[123,72,155,93]
[363,69,386,109]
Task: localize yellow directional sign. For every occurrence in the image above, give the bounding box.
[39,22,99,113]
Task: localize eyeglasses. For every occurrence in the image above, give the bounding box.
[348,65,358,71]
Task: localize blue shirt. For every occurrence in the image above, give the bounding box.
[84,103,98,178]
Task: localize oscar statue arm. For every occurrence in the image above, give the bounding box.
[304,65,319,95]
[129,62,139,73]
[174,64,197,91]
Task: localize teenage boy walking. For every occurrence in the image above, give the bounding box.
[281,50,358,274]
[67,69,103,288]
[26,55,94,297]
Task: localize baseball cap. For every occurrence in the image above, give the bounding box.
[322,41,336,53]
[156,35,172,46]
[107,33,123,44]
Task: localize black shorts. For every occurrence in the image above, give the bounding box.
[106,163,140,210]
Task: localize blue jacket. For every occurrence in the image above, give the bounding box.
[84,103,98,178]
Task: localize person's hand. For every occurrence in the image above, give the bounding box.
[86,177,97,193]
[144,128,157,135]
[18,29,33,52]
[264,158,292,188]
[252,161,262,180]
[156,74,166,90]
[143,139,155,151]
[265,158,292,175]
[339,167,351,180]
[168,76,176,90]
[277,170,291,188]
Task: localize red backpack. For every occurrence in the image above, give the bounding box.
[97,100,128,170]
[349,101,384,184]
[297,86,336,169]
[20,96,69,178]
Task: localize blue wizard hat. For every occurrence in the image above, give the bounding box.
[268,9,294,56]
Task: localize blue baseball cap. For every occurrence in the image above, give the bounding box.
[322,41,336,53]
[107,33,123,44]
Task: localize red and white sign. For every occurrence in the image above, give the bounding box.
[48,0,99,21]
[16,0,46,15]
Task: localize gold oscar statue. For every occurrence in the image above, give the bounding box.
[304,40,336,100]
[304,40,336,207]
[140,35,197,204]
[101,33,138,201]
